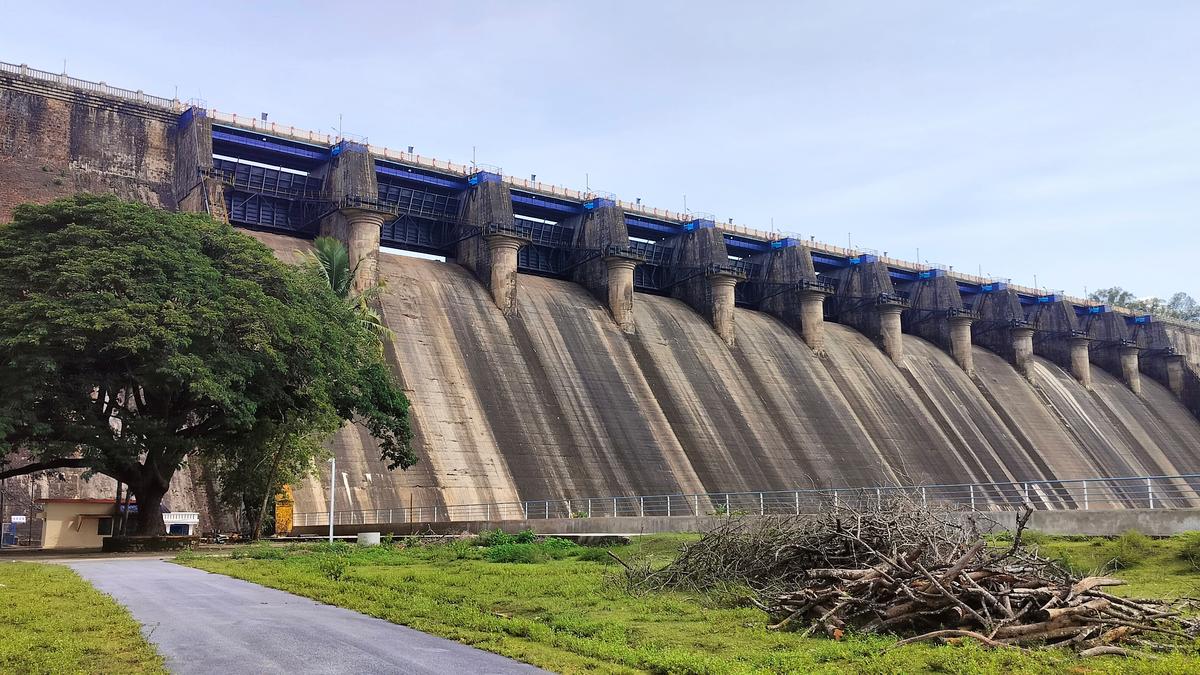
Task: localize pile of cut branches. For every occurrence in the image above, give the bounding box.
[625,503,1199,655]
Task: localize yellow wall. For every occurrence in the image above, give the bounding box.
[40,502,117,549]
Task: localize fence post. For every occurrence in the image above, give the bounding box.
[834,490,839,510]
[667,495,672,517]
[487,503,492,521]
[759,493,765,516]
[970,484,976,511]
[921,486,927,508]
[545,501,550,519]
[639,496,645,518]
[433,506,438,522]
[725,493,730,515]
[614,497,618,516]
[1083,481,1088,510]
[588,498,593,518]
[389,508,393,523]
[1148,478,1155,510]
[794,491,800,515]
[1023,483,1030,504]
[876,487,882,509]
[523,501,528,520]
[566,499,571,515]
[694,494,700,515]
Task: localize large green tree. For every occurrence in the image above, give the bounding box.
[0,195,416,535]
[1089,287,1200,322]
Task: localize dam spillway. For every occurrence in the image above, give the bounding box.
[249,231,1200,518]
[2,62,1200,527]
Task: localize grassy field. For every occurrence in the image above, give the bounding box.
[179,531,1200,674]
[0,561,165,675]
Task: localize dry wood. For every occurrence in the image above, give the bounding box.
[624,499,1200,656]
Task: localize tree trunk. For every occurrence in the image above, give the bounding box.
[251,449,283,541]
[128,479,168,536]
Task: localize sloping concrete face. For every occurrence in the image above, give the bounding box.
[238,234,1200,520]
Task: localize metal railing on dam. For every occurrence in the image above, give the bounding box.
[293,474,1200,527]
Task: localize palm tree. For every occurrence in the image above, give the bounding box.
[307,237,392,342]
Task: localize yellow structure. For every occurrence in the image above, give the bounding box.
[274,485,295,536]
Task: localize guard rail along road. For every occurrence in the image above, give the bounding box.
[294,474,1200,527]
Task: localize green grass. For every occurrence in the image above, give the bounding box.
[179,534,1200,674]
[0,562,165,674]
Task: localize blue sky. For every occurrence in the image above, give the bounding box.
[5,1,1198,298]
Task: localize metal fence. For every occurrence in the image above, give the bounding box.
[292,473,1200,527]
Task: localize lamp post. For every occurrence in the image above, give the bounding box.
[328,457,336,544]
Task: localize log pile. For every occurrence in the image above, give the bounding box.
[627,504,1199,655]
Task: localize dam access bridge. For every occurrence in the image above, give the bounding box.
[3,61,1200,529]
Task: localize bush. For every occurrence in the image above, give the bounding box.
[316,555,348,581]
[486,543,547,564]
[514,529,537,544]
[231,544,287,560]
[1176,532,1200,566]
[1104,529,1153,569]
[475,529,516,547]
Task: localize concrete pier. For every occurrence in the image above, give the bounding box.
[605,256,637,333]
[485,233,525,315]
[665,224,745,346]
[901,270,975,373]
[949,315,975,374]
[971,285,1033,376]
[1012,326,1035,377]
[456,172,521,314]
[566,199,637,333]
[1070,337,1092,389]
[748,240,831,352]
[831,256,908,361]
[710,273,739,346]
[1166,355,1186,397]
[798,289,829,352]
[878,305,905,362]
[345,209,385,293]
[1120,346,1142,395]
[1029,297,1091,386]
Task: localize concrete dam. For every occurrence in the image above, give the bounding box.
[3,62,1200,526]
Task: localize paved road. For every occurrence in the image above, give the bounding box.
[70,559,547,675]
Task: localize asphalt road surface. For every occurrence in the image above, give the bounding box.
[70,559,548,675]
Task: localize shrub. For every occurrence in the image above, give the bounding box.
[316,555,348,581]
[382,532,395,547]
[475,529,516,547]
[486,543,547,564]
[571,510,590,519]
[1104,529,1153,569]
[1178,532,1200,566]
[514,529,537,544]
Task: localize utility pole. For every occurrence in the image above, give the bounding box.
[328,457,336,544]
[1,476,6,549]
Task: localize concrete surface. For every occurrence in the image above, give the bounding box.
[70,559,546,675]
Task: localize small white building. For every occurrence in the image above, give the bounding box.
[38,498,200,549]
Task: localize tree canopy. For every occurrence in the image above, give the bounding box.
[0,195,415,534]
[1089,287,1200,323]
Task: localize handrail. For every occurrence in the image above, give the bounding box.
[290,473,1200,527]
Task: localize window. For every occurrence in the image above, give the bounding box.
[97,517,113,536]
